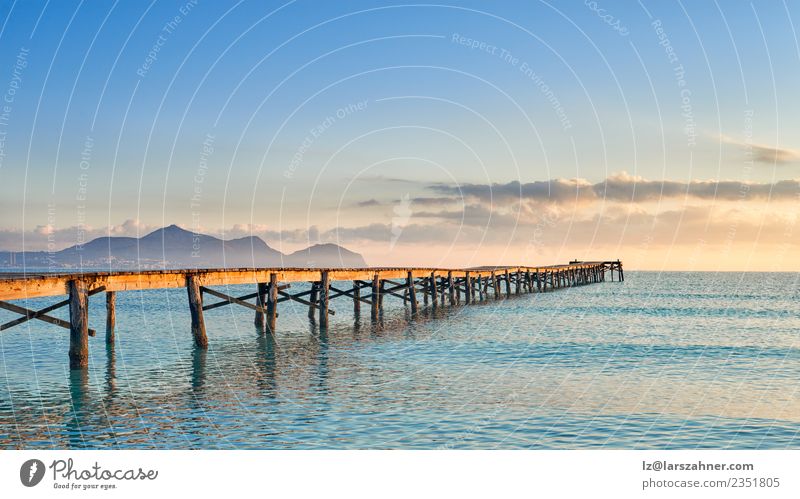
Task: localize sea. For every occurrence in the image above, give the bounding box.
[1,271,799,449]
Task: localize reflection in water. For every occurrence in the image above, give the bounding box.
[67,369,90,448]
[2,273,800,449]
[191,348,207,392]
[105,342,116,398]
[254,331,277,398]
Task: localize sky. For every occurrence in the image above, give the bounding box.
[0,0,798,270]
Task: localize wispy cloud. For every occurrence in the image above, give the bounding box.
[720,134,800,164]
[428,172,800,204]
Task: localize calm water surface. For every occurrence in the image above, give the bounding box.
[1,271,799,449]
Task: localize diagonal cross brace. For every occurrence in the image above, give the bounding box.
[202,284,289,311]
[0,290,102,336]
[328,285,372,305]
[277,289,335,315]
[201,286,269,313]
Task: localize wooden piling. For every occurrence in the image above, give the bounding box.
[465,272,472,304]
[186,275,208,349]
[371,274,380,318]
[105,291,116,346]
[267,273,278,332]
[448,271,456,305]
[353,281,361,315]
[407,272,418,313]
[319,271,330,327]
[255,282,268,330]
[308,282,319,319]
[423,278,429,306]
[68,279,89,369]
[430,272,438,306]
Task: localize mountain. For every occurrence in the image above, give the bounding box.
[0,225,368,269]
[284,243,368,268]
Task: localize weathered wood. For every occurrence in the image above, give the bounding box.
[308,282,319,319]
[105,291,116,345]
[327,285,365,306]
[448,271,456,305]
[407,272,418,313]
[201,287,267,313]
[267,273,278,332]
[0,299,96,335]
[371,274,380,319]
[68,280,89,369]
[254,283,268,330]
[353,280,361,315]
[279,289,337,313]
[1,263,622,354]
[186,276,208,349]
[319,271,330,327]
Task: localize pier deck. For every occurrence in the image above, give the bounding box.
[0,261,622,369]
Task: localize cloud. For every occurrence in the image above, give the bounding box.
[429,178,594,203]
[428,172,800,204]
[720,134,800,164]
[355,198,381,207]
[0,219,158,252]
[751,144,800,164]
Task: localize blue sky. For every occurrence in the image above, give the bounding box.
[1,1,799,269]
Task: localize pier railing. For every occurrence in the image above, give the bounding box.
[0,261,623,369]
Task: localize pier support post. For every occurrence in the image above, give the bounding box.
[465,272,472,304]
[186,275,208,349]
[505,270,511,297]
[319,271,330,327]
[477,275,484,300]
[353,281,361,315]
[423,278,429,306]
[515,270,521,294]
[255,283,268,330]
[430,273,438,307]
[267,273,278,332]
[308,282,319,319]
[68,279,89,369]
[105,291,116,346]
[371,274,380,319]
[448,271,456,305]
[407,272,418,313]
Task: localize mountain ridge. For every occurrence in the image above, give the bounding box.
[0,225,368,269]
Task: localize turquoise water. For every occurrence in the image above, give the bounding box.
[1,271,799,449]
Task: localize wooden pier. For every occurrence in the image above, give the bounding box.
[0,261,623,369]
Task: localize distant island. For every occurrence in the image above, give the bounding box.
[0,225,368,269]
